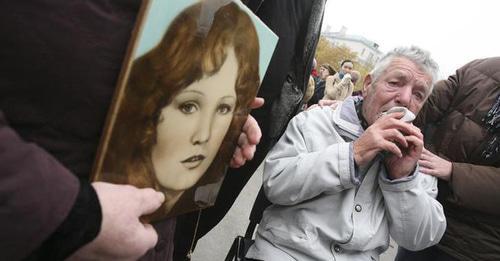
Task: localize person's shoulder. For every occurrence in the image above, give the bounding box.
[332,72,341,81]
[293,106,335,126]
[465,57,500,69]
[450,57,500,94]
[456,57,500,77]
[465,57,500,81]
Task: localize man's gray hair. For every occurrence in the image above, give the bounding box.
[370,46,439,91]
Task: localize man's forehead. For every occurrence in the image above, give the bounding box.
[343,62,353,68]
[384,57,432,83]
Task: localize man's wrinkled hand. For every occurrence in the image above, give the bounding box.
[383,127,423,180]
[353,111,423,179]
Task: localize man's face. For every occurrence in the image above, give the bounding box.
[341,62,354,74]
[362,57,433,125]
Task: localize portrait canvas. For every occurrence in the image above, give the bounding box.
[91,0,277,222]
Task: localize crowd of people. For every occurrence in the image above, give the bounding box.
[1,1,498,261]
[306,58,362,107]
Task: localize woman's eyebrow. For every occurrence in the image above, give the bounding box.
[178,90,204,96]
[219,95,236,100]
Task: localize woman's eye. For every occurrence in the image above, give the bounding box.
[179,102,198,114]
[217,104,233,115]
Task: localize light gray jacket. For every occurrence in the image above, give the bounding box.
[247,97,446,261]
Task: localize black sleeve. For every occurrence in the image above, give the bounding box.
[27,180,102,261]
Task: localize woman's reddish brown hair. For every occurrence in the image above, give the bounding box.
[101,2,259,216]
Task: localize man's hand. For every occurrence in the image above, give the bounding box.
[230,97,264,168]
[68,182,165,261]
[353,112,423,179]
[307,99,339,111]
[318,99,340,108]
[418,148,452,181]
[383,125,424,179]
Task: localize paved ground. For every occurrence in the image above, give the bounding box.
[192,164,397,261]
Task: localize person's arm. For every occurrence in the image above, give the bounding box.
[354,110,446,250]
[262,111,356,206]
[380,170,446,251]
[0,111,81,260]
[324,74,352,101]
[69,183,164,261]
[0,112,164,260]
[419,148,500,216]
[323,75,339,100]
[380,112,446,250]
[344,80,354,98]
[417,68,500,215]
[449,163,500,215]
[337,74,353,100]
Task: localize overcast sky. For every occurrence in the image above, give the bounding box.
[322,0,499,79]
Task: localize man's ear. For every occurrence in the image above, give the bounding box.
[362,74,373,97]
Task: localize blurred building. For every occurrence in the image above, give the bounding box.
[323,26,382,66]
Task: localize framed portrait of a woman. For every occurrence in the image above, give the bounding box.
[91,0,277,221]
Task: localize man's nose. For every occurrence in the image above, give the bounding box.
[395,86,412,107]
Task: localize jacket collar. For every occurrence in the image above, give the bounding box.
[331,96,365,139]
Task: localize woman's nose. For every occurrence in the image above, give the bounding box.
[191,114,213,145]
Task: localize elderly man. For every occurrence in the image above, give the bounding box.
[246,46,446,261]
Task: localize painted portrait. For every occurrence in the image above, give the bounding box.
[92,0,276,221]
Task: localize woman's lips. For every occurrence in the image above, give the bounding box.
[181,155,206,169]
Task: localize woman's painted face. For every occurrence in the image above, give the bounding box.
[151,49,238,191]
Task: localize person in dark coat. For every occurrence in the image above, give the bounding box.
[396,57,500,261]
